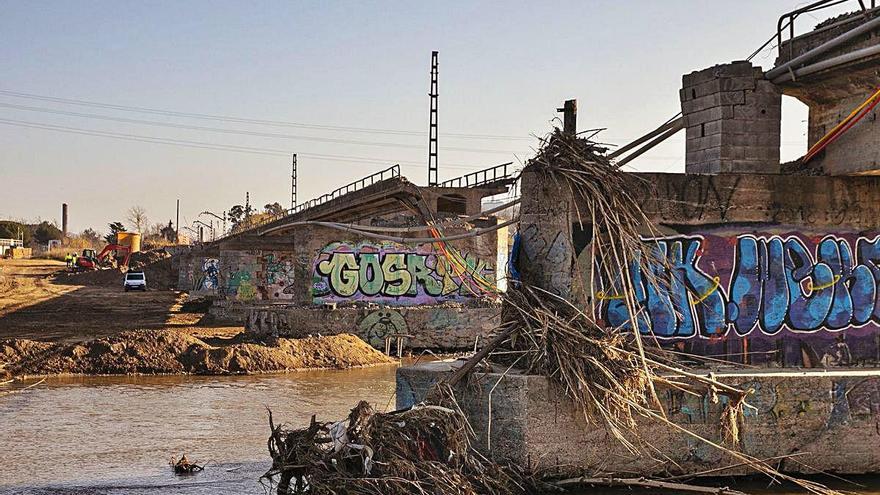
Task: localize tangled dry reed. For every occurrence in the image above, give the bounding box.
[492,130,842,495]
[264,400,542,495]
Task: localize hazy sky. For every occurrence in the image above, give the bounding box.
[0,1,854,234]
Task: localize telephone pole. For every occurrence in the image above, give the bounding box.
[175,199,180,244]
[557,99,577,135]
[427,50,439,186]
[291,153,298,210]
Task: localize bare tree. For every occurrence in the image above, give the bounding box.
[127,206,148,234]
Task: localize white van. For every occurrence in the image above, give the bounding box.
[123,271,147,292]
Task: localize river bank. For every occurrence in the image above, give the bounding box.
[0,329,392,378]
[0,259,394,378]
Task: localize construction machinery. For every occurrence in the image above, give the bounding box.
[75,245,132,271]
[74,248,99,270]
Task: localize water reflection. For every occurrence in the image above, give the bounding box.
[1,367,878,494]
[0,366,398,492]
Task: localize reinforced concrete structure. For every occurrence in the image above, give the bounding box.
[174,165,515,351]
[399,3,880,478]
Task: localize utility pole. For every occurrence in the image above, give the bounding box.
[175,199,180,244]
[427,50,439,186]
[557,99,577,135]
[291,154,297,210]
[245,191,251,219]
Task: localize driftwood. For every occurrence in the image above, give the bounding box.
[170,454,204,474]
[263,401,543,495]
[0,377,45,397]
[556,476,749,495]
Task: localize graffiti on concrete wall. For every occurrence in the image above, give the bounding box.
[595,231,880,365]
[312,241,494,305]
[223,251,296,303]
[186,258,220,292]
[600,233,880,337]
[262,253,295,300]
[358,309,408,348]
[202,259,220,290]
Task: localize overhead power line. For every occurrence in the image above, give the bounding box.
[0,117,498,170]
[0,88,533,141]
[0,101,517,154]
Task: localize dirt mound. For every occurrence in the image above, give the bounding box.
[128,249,170,270]
[0,274,11,294]
[57,252,176,290]
[0,330,393,377]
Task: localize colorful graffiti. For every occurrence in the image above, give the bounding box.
[221,251,297,302]
[312,241,494,305]
[186,258,219,292]
[202,259,220,290]
[601,233,880,337]
[228,268,256,302]
[596,232,880,365]
[262,253,295,300]
[357,309,408,348]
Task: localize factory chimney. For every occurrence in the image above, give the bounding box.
[62,203,69,241]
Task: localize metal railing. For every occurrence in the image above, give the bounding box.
[215,164,401,240]
[288,164,401,216]
[438,162,513,188]
[776,0,878,51]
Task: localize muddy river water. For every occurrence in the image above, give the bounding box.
[1,365,878,494]
[0,366,397,494]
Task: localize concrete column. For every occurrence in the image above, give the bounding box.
[517,165,575,298]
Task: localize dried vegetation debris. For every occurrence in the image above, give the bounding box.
[264,399,543,495]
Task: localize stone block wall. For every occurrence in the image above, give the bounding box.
[681,61,781,174]
[245,304,500,350]
[398,362,880,477]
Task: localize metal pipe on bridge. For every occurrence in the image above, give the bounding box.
[765,14,880,81]
[771,43,880,83]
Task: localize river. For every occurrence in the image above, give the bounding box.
[0,366,397,494]
[1,366,877,494]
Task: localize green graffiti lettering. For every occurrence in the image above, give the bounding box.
[407,253,442,296]
[317,253,359,297]
[358,253,384,296]
[315,245,495,301]
[382,253,412,297]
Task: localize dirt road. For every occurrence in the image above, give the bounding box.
[0,259,220,342]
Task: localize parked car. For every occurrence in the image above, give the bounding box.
[123,271,147,292]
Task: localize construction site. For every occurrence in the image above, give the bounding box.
[2,1,880,494]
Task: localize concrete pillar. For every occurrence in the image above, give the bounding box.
[680,61,782,174]
[517,165,575,298]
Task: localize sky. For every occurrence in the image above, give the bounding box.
[0,0,856,235]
